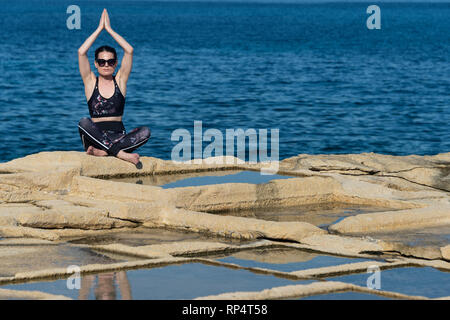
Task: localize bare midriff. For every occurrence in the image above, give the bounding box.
[92,116,123,123]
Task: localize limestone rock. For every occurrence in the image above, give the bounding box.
[143,207,326,242]
[0,151,449,262]
[0,226,60,241]
[441,245,450,261]
[299,234,384,256]
[281,152,450,192]
[329,206,450,234]
[0,288,71,300]
[16,208,136,230]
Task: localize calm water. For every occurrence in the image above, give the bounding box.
[1,263,307,299]
[0,1,449,163]
[331,266,450,298]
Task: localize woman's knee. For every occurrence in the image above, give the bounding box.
[140,126,151,140]
[78,117,92,129]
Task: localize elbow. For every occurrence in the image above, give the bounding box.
[126,47,134,55]
[78,49,86,56]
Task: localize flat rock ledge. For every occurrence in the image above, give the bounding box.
[0,151,449,300]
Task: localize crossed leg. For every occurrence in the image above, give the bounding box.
[87,146,140,165]
[78,118,150,165]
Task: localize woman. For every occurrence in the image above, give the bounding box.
[78,9,150,166]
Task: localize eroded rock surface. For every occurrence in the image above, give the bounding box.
[0,151,449,299]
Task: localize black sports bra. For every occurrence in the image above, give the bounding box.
[88,76,125,118]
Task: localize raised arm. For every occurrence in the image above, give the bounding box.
[104,10,133,91]
[78,10,105,86]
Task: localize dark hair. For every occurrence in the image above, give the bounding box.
[95,45,117,60]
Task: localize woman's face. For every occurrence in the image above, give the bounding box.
[94,51,117,77]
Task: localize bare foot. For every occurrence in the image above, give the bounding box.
[86,146,95,155]
[116,150,140,165]
[86,146,107,157]
[92,147,108,156]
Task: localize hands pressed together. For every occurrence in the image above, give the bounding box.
[98,8,113,33]
[90,8,133,55]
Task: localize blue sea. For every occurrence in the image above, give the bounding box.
[0,0,449,163]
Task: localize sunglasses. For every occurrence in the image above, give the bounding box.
[96,58,117,67]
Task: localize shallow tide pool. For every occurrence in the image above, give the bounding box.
[111,170,295,188]
[0,262,310,300]
[328,266,450,299]
[209,247,381,273]
[214,204,393,229]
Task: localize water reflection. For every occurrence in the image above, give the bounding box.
[110,170,295,188]
[78,271,132,300]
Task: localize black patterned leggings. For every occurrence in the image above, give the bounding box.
[78,118,150,157]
